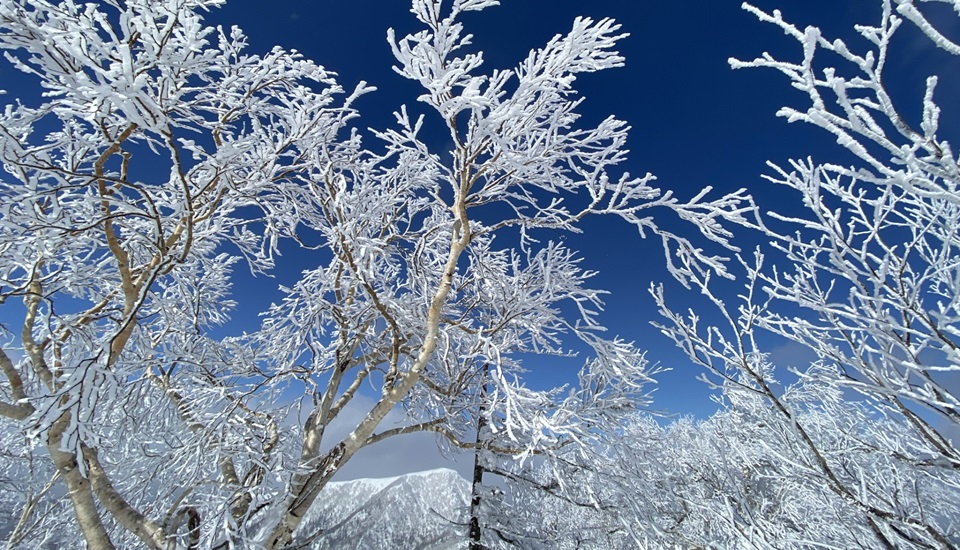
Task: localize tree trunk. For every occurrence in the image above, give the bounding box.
[264,215,473,549]
[468,430,486,550]
[48,416,115,550]
[469,364,489,550]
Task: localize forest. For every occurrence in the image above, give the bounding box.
[0,0,958,548]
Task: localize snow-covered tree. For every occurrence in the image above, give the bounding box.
[252,0,749,543]
[602,382,960,548]
[477,450,634,549]
[0,0,368,546]
[0,0,744,547]
[653,0,960,547]
[462,377,633,550]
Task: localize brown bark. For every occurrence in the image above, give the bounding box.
[47,417,116,550]
[84,446,167,549]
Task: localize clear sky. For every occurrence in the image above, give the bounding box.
[196,0,959,423]
[2,0,957,479]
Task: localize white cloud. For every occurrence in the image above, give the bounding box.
[767,339,819,370]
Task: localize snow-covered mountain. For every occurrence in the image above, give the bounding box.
[294,468,471,549]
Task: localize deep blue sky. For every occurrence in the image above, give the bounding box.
[1,0,955,426]
[0,0,956,480]
[198,0,958,417]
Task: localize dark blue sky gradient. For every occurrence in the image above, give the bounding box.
[194,0,959,416]
[2,1,956,419]
[190,0,960,416]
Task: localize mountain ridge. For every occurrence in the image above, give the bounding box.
[294,468,472,549]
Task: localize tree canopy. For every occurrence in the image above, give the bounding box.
[0,0,957,548]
